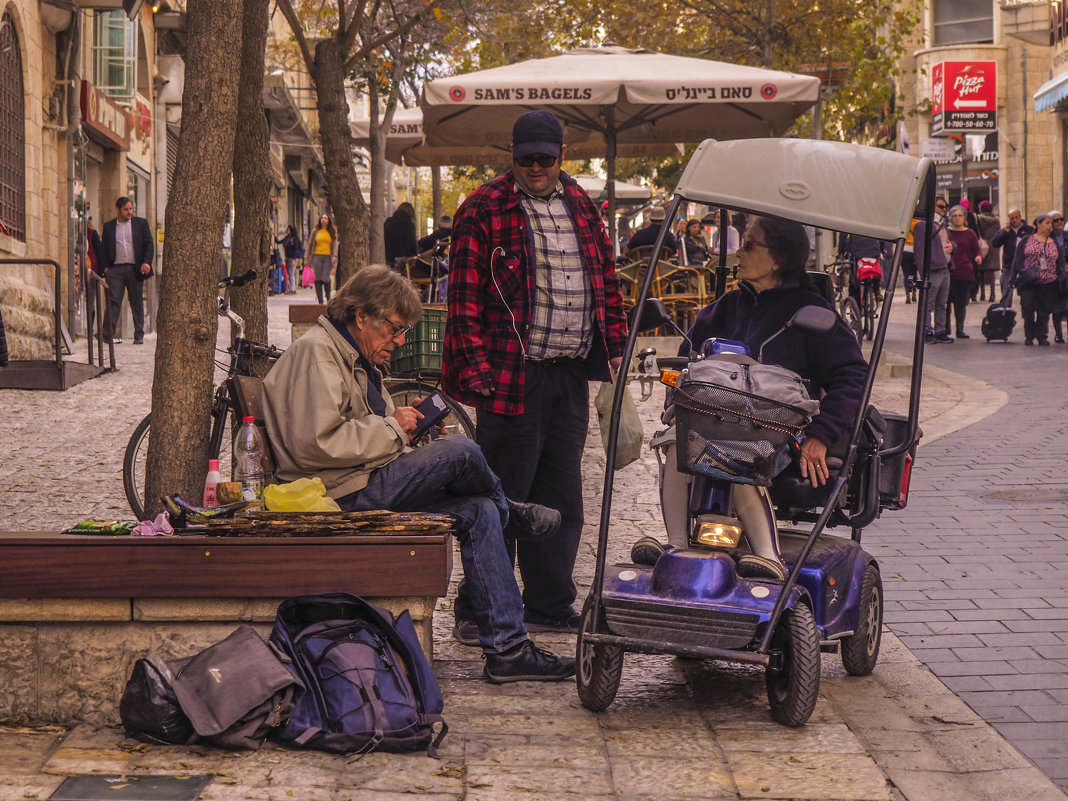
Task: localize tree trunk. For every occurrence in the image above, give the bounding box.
[144,0,242,517]
[313,38,369,284]
[230,0,272,343]
[368,81,400,266]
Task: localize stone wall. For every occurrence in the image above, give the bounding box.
[0,595,436,726]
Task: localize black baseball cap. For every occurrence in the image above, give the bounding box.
[512,110,564,159]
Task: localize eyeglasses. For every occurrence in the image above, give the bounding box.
[514,154,558,168]
[739,238,771,253]
[1054,217,1065,223]
[935,204,947,211]
[381,318,412,340]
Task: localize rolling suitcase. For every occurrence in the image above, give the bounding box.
[981,288,1016,342]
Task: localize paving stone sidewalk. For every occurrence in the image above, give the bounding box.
[0,292,1063,801]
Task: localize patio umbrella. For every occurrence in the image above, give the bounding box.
[420,45,821,240]
[351,107,674,168]
[574,174,651,204]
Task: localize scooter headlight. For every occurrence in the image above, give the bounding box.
[692,515,744,549]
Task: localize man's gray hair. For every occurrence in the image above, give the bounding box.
[327,264,422,325]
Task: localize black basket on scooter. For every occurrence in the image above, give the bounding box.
[674,380,813,486]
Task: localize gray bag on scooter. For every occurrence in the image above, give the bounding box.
[673,357,819,486]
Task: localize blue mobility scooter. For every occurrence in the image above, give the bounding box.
[577,138,938,726]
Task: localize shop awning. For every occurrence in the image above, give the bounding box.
[1034,71,1068,111]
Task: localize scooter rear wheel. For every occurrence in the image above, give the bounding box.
[576,598,624,712]
[840,564,883,676]
[765,603,821,727]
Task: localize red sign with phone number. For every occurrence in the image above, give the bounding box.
[932,61,997,134]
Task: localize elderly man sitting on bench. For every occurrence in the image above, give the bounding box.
[261,264,575,684]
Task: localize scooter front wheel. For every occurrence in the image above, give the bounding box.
[576,598,624,712]
[765,603,821,727]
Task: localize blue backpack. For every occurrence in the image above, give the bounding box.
[269,593,447,756]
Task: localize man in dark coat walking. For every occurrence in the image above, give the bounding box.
[101,196,154,344]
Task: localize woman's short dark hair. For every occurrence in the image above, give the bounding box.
[751,216,811,285]
[327,263,421,325]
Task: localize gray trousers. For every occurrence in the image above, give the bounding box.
[926,267,950,335]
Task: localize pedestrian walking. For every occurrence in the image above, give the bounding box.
[915,199,954,343]
[304,213,337,304]
[442,109,628,642]
[100,196,154,344]
[1010,212,1065,347]
[946,205,982,339]
[990,208,1034,298]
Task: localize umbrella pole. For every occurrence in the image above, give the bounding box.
[605,108,618,256]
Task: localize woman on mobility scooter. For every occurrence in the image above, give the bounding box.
[578,138,932,727]
[631,216,867,581]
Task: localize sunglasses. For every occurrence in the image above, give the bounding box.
[514,154,558,168]
[1054,217,1065,223]
[382,318,412,339]
[739,238,771,253]
[935,204,947,211]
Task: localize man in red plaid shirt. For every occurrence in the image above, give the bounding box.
[443,110,628,643]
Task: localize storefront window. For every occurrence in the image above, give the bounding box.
[933,0,994,46]
[93,11,137,102]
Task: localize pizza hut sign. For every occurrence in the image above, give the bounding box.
[932,61,997,135]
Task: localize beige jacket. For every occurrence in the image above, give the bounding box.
[261,316,410,499]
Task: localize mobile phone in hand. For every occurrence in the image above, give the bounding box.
[411,391,451,439]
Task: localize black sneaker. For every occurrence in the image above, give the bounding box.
[736,554,787,583]
[453,619,480,647]
[935,333,954,344]
[956,331,971,339]
[631,536,667,566]
[504,500,561,542]
[523,611,580,633]
[484,640,576,684]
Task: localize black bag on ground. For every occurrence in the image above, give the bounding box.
[981,288,1016,343]
[120,625,303,751]
[269,592,448,756]
[119,656,197,746]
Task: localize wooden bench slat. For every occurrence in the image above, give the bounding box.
[0,533,450,598]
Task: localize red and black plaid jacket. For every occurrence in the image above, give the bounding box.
[442,170,628,415]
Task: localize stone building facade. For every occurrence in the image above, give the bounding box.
[897,0,1055,220]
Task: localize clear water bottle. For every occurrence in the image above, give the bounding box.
[234,416,272,501]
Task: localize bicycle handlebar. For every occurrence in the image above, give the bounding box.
[219,269,258,289]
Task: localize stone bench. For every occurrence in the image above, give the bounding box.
[0,529,451,725]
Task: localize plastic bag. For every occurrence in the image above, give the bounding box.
[263,477,342,512]
[119,655,198,746]
[594,377,644,470]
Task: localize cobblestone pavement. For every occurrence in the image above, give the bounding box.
[863,307,1068,793]
[0,289,1064,801]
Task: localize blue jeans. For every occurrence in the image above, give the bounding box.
[336,436,524,655]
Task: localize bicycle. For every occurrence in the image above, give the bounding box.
[854,257,883,342]
[829,256,863,342]
[123,270,282,521]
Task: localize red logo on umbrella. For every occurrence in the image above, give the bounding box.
[449,86,466,102]
[761,84,778,100]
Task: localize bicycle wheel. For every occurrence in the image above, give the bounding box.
[123,414,152,521]
[839,297,862,342]
[862,283,877,341]
[386,381,475,439]
[122,412,234,520]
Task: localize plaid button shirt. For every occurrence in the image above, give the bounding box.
[442,170,628,415]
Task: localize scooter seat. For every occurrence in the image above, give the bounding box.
[769,458,843,512]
